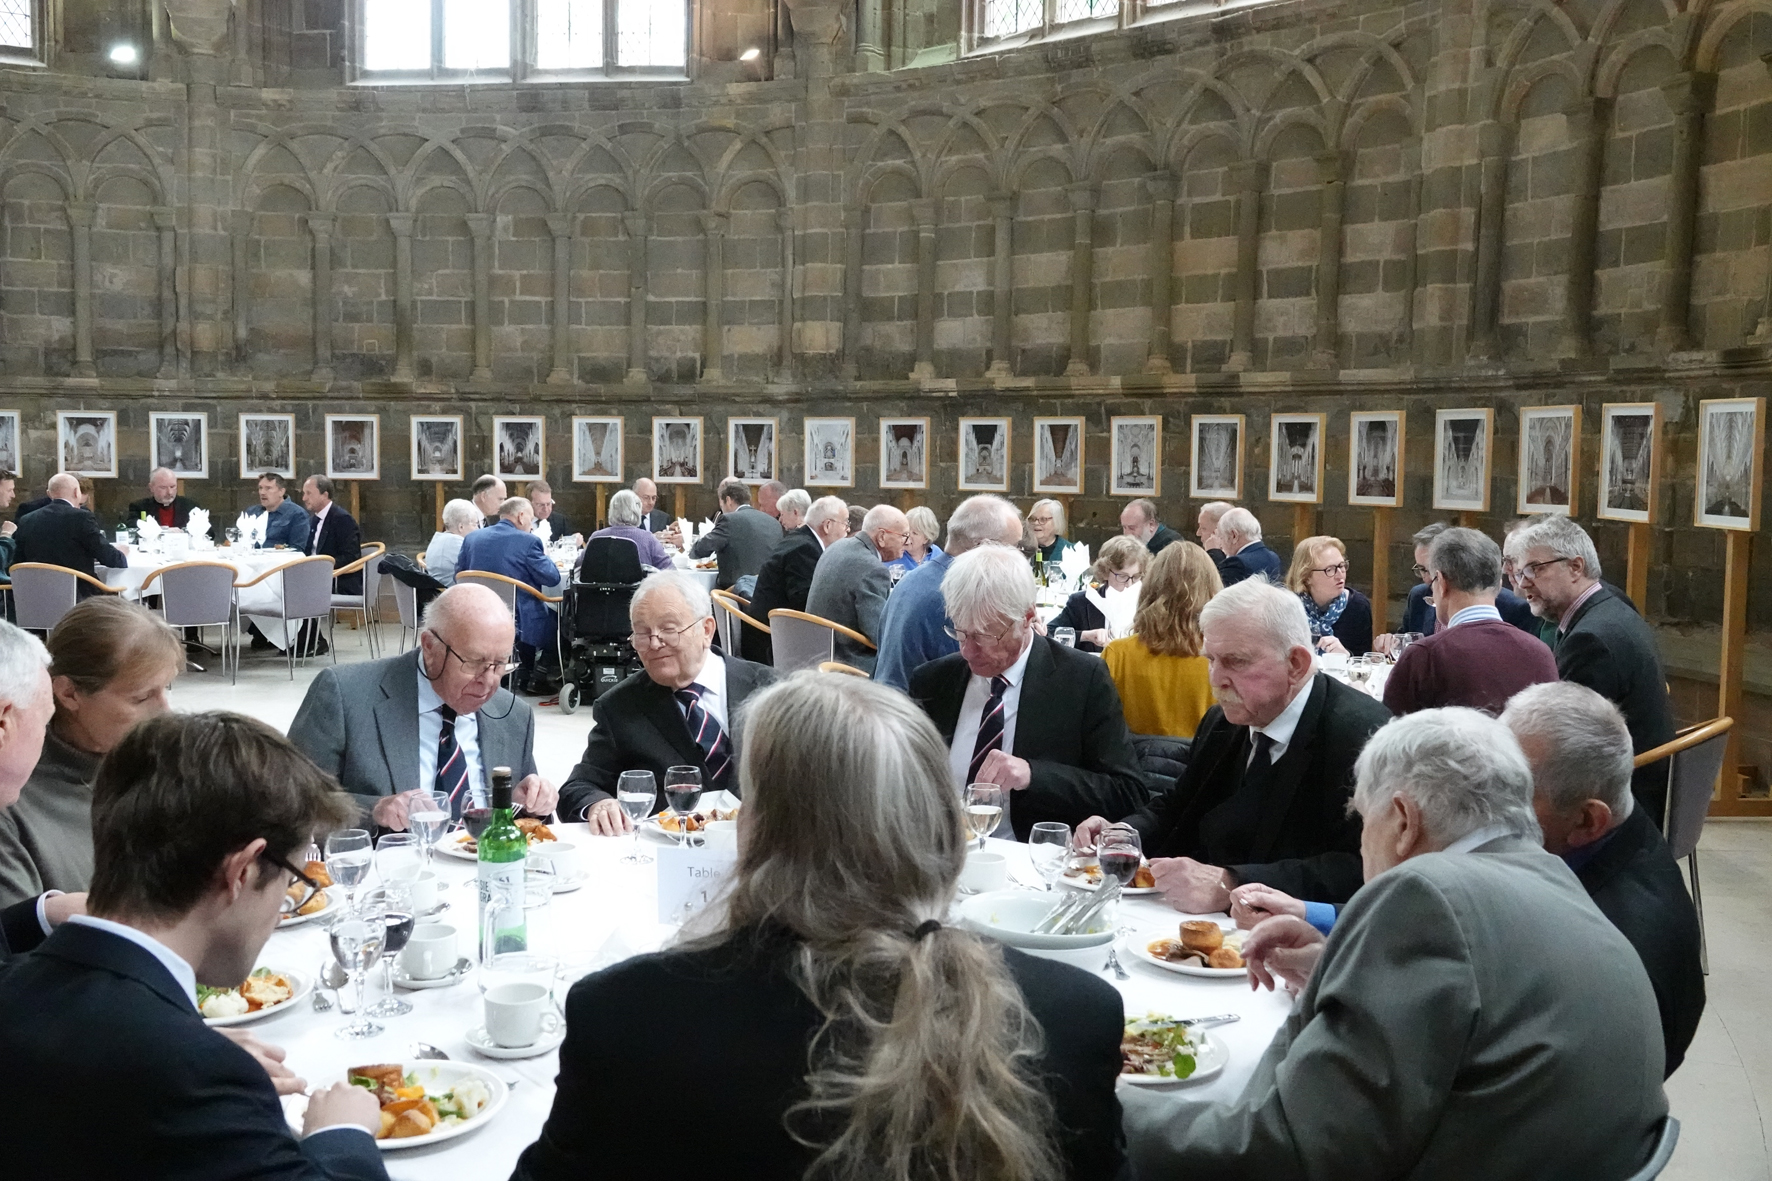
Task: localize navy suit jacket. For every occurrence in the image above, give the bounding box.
[1400,582,1537,636]
[1220,542,1283,586]
[11,499,128,596]
[458,520,562,648]
[307,504,363,595]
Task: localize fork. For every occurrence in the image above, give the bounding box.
[1102,947,1130,980]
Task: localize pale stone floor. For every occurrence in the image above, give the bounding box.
[173,626,1772,1177]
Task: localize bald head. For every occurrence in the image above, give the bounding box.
[862,504,910,561]
[424,583,513,640]
[47,473,80,503]
[419,584,517,715]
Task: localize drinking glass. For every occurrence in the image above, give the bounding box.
[362,886,416,1018]
[1027,821,1071,890]
[375,833,421,892]
[663,766,703,848]
[616,770,657,865]
[329,916,385,1039]
[1394,632,1423,661]
[1097,826,1143,887]
[1347,656,1373,690]
[325,829,373,913]
[965,784,1005,845]
[407,791,449,868]
[1052,627,1077,648]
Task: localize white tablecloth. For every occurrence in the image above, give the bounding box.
[106,547,307,648]
[249,827,1291,1178]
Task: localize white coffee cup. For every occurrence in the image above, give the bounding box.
[703,820,738,854]
[400,923,458,981]
[484,982,561,1048]
[528,841,578,881]
[401,870,445,912]
[959,850,1009,893]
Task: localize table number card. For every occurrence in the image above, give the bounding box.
[655,842,736,924]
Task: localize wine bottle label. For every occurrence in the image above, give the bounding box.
[477,860,527,960]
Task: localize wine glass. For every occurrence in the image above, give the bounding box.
[663,766,703,848]
[965,784,1005,846]
[1098,826,1143,888]
[617,770,656,865]
[407,791,449,869]
[376,832,421,890]
[325,829,372,913]
[1347,656,1373,690]
[1028,821,1071,890]
[328,916,385,1039]
[1052,627,1077,648]
[362,886,415,1018]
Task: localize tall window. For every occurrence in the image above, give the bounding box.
[0,0,35,57]
[357,0,688,82]
[979,0,1120,44]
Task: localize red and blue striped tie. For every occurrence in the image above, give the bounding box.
[968,675,1011,783]
[435,704,471,819]
[674,685,733,789]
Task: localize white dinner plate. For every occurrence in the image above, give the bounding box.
[1119,1030,1229,1087]
[466,1021,566,1060]
[277,889,335,928]
[201,969,310,1027]
[1059,871,1159,897]
[437,832,479,862]
[284,1062,508,1151]
[1124,931,1248,978]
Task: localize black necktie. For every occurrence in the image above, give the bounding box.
[675,684,733,788]
[309,514,321,555]
[435,704,471,819]
[968,675,1011,783]
[1247,731,1276,772]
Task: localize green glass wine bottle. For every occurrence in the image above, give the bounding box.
[476,766,528,961]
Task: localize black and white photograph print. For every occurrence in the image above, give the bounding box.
[325,415,380,482]
[1034,417,1085,495]
[58,411,117,478]
[411,416,464,481]
[958,418,1011,492]
[879,418,929,490]
[1696,396,1764,531]
[1348,411,1404,508]
[494,416,545,480]
[728,418,778,485]
[805,418,855,488]
[149,412,208,479]
[653,417,703,485]
[1269,414,1325,504]
[1110,416,1161,497]
[1432,408,1493,513]
[240,413,295,479]
[1597,403,1660,524]
[572,416,623,483]
[1189,415,1243,500]
[1517,405,1579,516]
[0,411,17,478]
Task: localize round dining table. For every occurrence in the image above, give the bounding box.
[103,544,312,648]
[249,826,1292,1178]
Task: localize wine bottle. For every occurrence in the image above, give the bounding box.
[476,766,527,961]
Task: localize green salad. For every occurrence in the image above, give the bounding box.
[1121,1014,1198,1078]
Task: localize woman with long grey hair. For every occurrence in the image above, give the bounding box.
[514,672,1126,1181]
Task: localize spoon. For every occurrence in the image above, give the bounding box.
[311,960,347,1011]
[411,1042,520,1089]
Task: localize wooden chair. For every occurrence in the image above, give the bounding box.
[454,570,566,683]
[817,661,870,677]
[767,609,876,674]
[139,560,240,683]
[235,555,336,680]
[8,562,121,632]
[332,542,386,658]
[1634,716,1732,974]
[711,589,769,659]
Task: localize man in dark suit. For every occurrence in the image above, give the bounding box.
[528,479,576,544]
[1120,497,1183,555]
[634,477,671,534]
[689,479,784,591]
[126,467,200,530]
[12,472,129,596]
[1079,577,1391,908]
[0,709,391,1179]
[301,475,361,594]
[909,545,1148,839]
[805,504,907,673]
[1213,505,1284,586]
[742,494,848,663]
[458,496,567,693]
[563,570,778,832]
[1386,521,1537,644]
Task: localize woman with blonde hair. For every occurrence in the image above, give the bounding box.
[1047,535,1145,652]
[1286,535,1372,655]
[887,504,944,579]
[1102,542,1221,738]
[515,672,1125,1181]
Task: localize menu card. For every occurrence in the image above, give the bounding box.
[655,842,736,924]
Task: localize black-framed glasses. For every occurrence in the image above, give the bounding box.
[1310,563,1349,578]
[630,620,704,649]
[428,632,520,678]
[1515,556,1573,583]
[1411,563,1430,580]
[944,620,1021,645]
[263,851,323,915]
[1105,569,1141,589]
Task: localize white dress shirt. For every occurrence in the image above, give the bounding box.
[948,638,1034,792]
[682,652,729,731]
[67,915,197,1009]
[308,502,331,555]
[1249,675,1316,766]
[1442,823,1517,854]
[417,661,483,801]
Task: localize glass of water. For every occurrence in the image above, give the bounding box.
[328,916,385,1040]
[1027,822,1071,890]
[1052,627,1077,648]
[407,791,449,868]
[325,829,373,913]
[617,770,656,865]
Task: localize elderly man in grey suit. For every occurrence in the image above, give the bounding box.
[686,478,783,591]
[1125,706,1668,1180]
[804,504,908,673]
[288,584,559,829]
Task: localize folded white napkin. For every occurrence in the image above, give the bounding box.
[236,511,266,547]
[1101,583,1139,638]
[1057,543,1092,589]
[185,507,211,540]
[136,516,162,544]
[533,518,552,545]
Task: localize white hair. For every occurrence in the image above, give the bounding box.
[1217,506,1262,545]
[630,568,713,624]
[441,498,481,532]
[941,544,1036,631]
[861,504,906,539]
[946,494,1021,554]
[1353,708,1541,846]
[906,504,941,543]
[778,488,811,517]
[1198,577,1311,656]
[1510,514,1602,580]
[607,488,643,527]
[0,619,49,708]
[1027,498,1067,536]
[806,495,848,532]
[1500,682,1635,821]
[498,496,533,521]
[1198,501,1234,528]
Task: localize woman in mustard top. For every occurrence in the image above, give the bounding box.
[1102,541,1221,738]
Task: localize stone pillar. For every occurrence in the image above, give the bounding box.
[623,210,649,385]
[152,206,178,379]
[1311,151,1347,370]
[1226,162,1265,372]
[841,203,864,380]
[305,211,335,383]
[231,209,251,367]
[386,212,415,381]
[775,206,795,381]
[987,192,1015,377]
[853,0,884,72]
[1064,183,1097,377]
[1144,172,1176,373]
[66,202,95,378]
[464,212,493,382]
[545,212,573,384]
[910,197,938,381]
[1657,72,1716,352]
[1557,97,1608,359]
[701,211,727,383]
[1468,121,1511,361]
[1400,171,1422,364]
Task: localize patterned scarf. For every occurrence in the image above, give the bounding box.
[1301,589,1349,638]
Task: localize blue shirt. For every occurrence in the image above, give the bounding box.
[886,542,944,579]
[250,498,310,551]
[872,549,957,692]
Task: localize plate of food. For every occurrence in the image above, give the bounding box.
[279,887,333,927]
[1127,921,1248,978]
[199,967,310,1026]
[639,794,741,841]
[285,1062,508,1149]
[1119,1013,1229,1086]
[440,817,558,861]
[1061,858,1159,896]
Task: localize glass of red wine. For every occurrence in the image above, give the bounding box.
[1097,825,1143,889]
[461,808,493,840]
[363,886,416,1018]
[663,765,703,848]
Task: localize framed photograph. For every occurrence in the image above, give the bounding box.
[1190,414,1244,500]
[1269,413,1325,504]
[1432,408,1493,513]
[880,418,929,490]
[1517,405,1580,516]
[1109,416,1160,497]
[493,416,545,480]
[325,414,380,481]
[240,413,295,479]
[653,417,703,484]
[1597,403,1661,524]
[1696,396,1765,531]
[0,410,17,477]
[958,417,1011,492]
[58,411,117,478]
[571,416,623,483]
[1348,411,1404,507]
[149,412,208,479]
[1034,417,1085,495]
[805,418,855,488]
[728,418,778,485]
[411,415,463,481]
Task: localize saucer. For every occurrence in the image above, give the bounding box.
[393,957,473,989]
[467,1023,566,1059]
[549,872,585,895]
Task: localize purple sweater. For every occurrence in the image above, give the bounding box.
[1382,617,1559,716]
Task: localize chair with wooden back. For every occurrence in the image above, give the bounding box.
[332,542,387,658]
[139,560,239,683]
[710,589,769,659]
[235,555,336,680]
[1633,716,1732,974]
[8,562,121,632]
[817,661,870,678]
[767,609,876,675]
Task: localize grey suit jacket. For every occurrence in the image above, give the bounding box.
[1125,835,1668,1181]
[287,650,539,822]
[690,505,783,589]
[804,532,889,672]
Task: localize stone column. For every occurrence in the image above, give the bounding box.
[701,211,727,383]
[464,212,493,382]
[841,203,864,380]
[386,212,415,381]
[775,207,795,381]
[1468,121,1511,361]
[305,211,335,382]
[545,212,574,384]
[853,0,884,72]
[1400,171,1422,363]
[66,202,96,378]
[1311,151,1347,369]
[1144,172,1176,373]
[1557,97,1608,359]
[1657,72,1716,352]
[152,206,178,379]
[987,191,1015,377]
[231,209,251,367]
[910,197,938,381]
[1227,161,1265,371]
[623,210,649,384]
[1064,183,1097,377]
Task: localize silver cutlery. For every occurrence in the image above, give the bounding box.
[1177,1014,1241,1030]
[1103,948,1130,980]
[311,959,347,1011]
[410,1042,521,1089]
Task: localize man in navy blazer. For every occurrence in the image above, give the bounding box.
[0,709,390,1180]
[1215,506,1283,586]
[458,496,566,692]
[301,475,362,595]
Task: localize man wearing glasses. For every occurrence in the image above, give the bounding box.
[804,504,910,674]
[561,570,778,834]
[288,583,558,829]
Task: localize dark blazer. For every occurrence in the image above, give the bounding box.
[307,504,363,595]
[1575,804,1705,1076]
[0,896,44,960]
[1557,585,1677,827]
[126,494,200,529]
[536,510,574,540]
[1048,588,1108,653]
[458,520,563,649]
[910,637,1151,839]
[743,526,823,662]
[558,655,779,820]
[12,499,128,595]
[691,504,784,590]
[1147,523,1185,554]
[1401,582,1539,636]
[512,926,1125,1181]
[1219,542,1282,586]
[640,507,671,533]
[1129,674,1392,903]
[0,922,389,1180]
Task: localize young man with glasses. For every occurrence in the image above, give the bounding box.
[288,583,558,829]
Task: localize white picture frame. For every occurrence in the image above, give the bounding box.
[571,416,623,484]
[1190,414,1243,500]
[58,411,117,479]
[325,414,380,482]
[1348,410,1404,508]
[805,418,855,488]
[1034,417,1085,495]
[1597,403,1660,524]
[1432,408,1493,513]
[728,417,778,485]
[240,413,295,479]
[958,417,1011,493]
[493,416,545,480]
[880,418,928,490]
[1517,405,1580,517]
[410,415,463,481]
[0,410,17,477]
[653,417,703,485]
[1268,413,1325,505]
[1696,397,1764,532]
[1110,416,1160,497]
[150,412,208,480]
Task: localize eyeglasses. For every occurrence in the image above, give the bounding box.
[263,851,324,915]
[1410,563,1429,580]
[1514,556,1572,583]
[1105,569,1141,588]
[429,633,520,678]
[943,620,1022,645]
[1310,563,1349,578]
[630,620,705,649]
